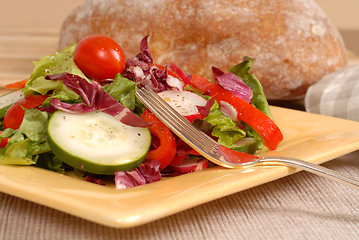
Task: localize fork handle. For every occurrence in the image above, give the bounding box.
[258,157,359,189]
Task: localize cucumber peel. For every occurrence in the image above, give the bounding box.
[47,110,151,175]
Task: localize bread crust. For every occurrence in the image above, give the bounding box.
[58,0,348,100]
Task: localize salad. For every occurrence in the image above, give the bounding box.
[0,35,283,189]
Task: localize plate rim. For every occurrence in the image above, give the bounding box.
[1,106,359,228]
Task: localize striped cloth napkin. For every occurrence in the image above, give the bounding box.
[305,64,359,121]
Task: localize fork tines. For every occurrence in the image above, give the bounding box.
[135,86,219,156]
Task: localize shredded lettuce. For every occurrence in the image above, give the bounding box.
[204,101,246,147]
[0,109,50,165]
[0,109,66,173]
[23,43,85,102]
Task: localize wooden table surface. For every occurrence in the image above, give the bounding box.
[0,0,84,95]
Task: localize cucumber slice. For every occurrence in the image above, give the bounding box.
[0,90,24,109]
[229,137,258,154]
[47,110,151,175]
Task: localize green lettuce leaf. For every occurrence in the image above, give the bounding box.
[22,43,86,102]
[0,109,50,165]
[103,74,137,110]
[35,153,66,174]
[229,56,273,119]
[204,101,246,147]
[242,123,264,150]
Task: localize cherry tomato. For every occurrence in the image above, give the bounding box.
[74,34,126,82]
[3,95,49,130]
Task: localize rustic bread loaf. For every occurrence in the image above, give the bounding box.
[58,0,348,100]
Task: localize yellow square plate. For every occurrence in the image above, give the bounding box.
[1,106,359,228]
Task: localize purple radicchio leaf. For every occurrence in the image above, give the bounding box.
[84,176,105,185]
[135,35,153,64]
[122,37,174,93]
[212,67,253,103]
[138,159,161,183]
[49,98,93,113]
[123,62,169,93]
[45,73,148,128]
[114,172,136,189]
[126,168,147,185]
[114,160,162,189]
[196,97,215,118]
[39,105,57,114]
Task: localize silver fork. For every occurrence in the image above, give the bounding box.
[136,86,359,189]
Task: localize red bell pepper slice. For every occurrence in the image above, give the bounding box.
[0,131,9,148]
[3,94,49,130]
[184,113,202,123]
[141,110,177,169]
[190,74,283,150]
[5,79,27,90]
[217,145,258,164]
[169,63,191,85]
